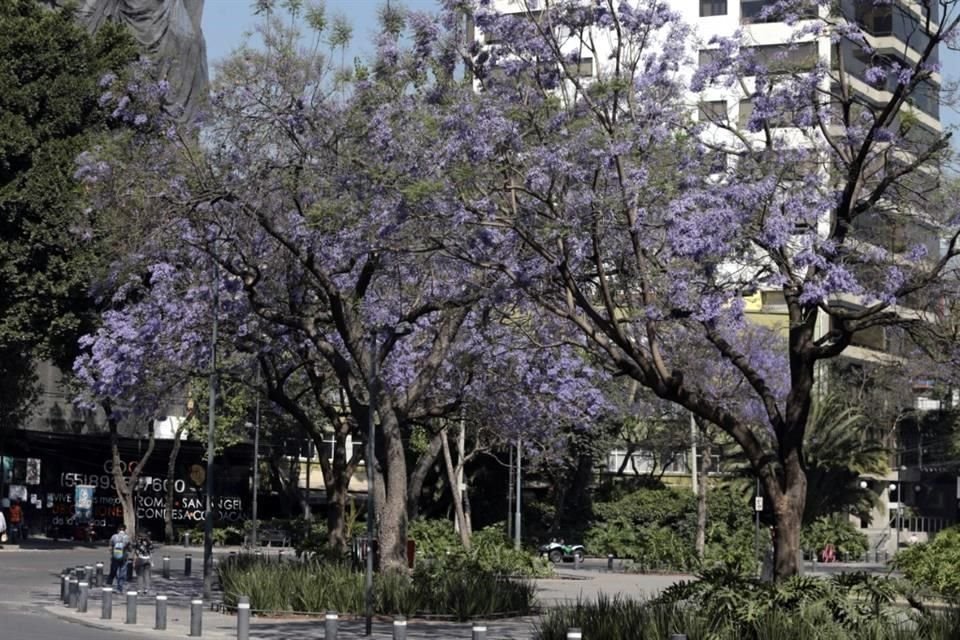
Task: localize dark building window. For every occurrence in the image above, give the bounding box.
[742,0,817,24]
[700,0,727,17]
[699,100,728,123]
[564,57,594,78]
[699,49,719,67]
[847,1,938,65]
[748,42,819,73]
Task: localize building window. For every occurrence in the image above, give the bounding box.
[741,0,777,23]
[564,56,594,78]
[698,49,719,67]
[739,99,793,129]
[747,42,819,74]
[742,0,816,24]
[854,3,893,36]
[699,100,728,124]
[700,0,727,17]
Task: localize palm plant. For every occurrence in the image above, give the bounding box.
[802,395,889,525]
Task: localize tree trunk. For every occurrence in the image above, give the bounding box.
[407,431,442,520]
[266,453,296,517]
[327,480,349,551]
[456,418,472,537]
[377,410,409,572]
[324,429,355,552]
[163,422,186,543]
[104,402,156,538]
[771,448,807,579]
[695,433,710,560]
[441,426,470,548]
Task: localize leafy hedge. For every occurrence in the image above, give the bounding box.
[801,516,868,560]
[218,555,536,620]
[584,484,755,571]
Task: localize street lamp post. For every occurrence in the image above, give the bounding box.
[203,255,220,600]
[890,477,903,550]
[364,334,377,637]
[514,438,522,550]
[251,366,261,550]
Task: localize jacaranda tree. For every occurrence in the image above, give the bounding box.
[75,5,606,566]
[428,0,960,578]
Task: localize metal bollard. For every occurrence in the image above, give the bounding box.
[567,629,583,640]
[278,549,284,562]
[393,616,407,640]
[68,578,79,608]
[185,553,192,577]
[229,551,237,562]
[162,555,170,579]
[190,598,203,636]
[472,624,487,640]
[126,591,138,624]
[237,595,250,640]
[78,582,89,613]
[101,587,113,620]
[607,554,614,571]
[155,595,167,630]
[325,611,338,639]
[60,574,68,603]
[254,550,263,560]
[84,565,93,585]
[95,562,104,587]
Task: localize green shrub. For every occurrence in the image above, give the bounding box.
[180,524,244,546]
[536,568,958,640]
[894,526,960,599]
[408,519,552,578]
[217,554,535,620]
[802,516,869,560]
[585,484,755,572]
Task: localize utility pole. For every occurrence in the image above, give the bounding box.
[364,334,377,637]
[305,440,312,521]
[754,476,761,566]
[507,445,514,540]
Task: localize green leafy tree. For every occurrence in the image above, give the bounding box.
[0,0,135,427]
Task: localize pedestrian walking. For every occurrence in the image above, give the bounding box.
[0,509,7,548]
[134,531,154,594]
[107,524,131,592]
[8,499,23,543]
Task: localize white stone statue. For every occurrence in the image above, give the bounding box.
[51,0,209,119]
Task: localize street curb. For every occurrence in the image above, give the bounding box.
[43,604,235,639]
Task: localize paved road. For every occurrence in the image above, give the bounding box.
[2,607,152,640]
[0,539,894,638]
[0,542,150,639]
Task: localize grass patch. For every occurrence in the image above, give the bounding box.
[218,554,535,621]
